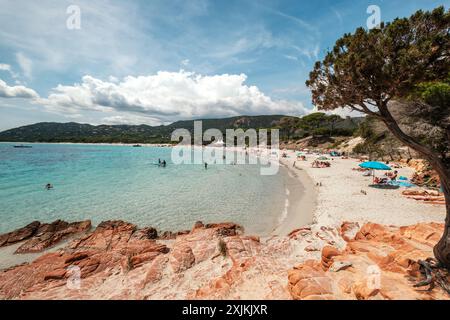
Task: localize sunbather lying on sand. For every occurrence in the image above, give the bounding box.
[311,160,331,168]
[385,170,398,180]
[374,177,389,184]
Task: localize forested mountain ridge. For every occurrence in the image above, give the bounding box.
[0,114,364,143]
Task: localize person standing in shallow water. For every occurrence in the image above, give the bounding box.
[204,162,208,170]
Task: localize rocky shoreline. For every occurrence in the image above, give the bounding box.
[0,218,448,300]
[0,220,91,254]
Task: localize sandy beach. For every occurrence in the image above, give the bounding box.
[279,150,445,230]
[272,160,316,235]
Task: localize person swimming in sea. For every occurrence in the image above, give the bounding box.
[45,183,53,190]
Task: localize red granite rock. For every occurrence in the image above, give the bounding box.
[15,220,91,253]
[0,221,40,247]
[288,222,449,300]
[170,243,195,273]
[1,219,447,300]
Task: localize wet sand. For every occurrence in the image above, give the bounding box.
[0,239,70,270]
[272,158,317,236]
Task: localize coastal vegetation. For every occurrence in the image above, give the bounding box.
[352,116,407,160]
[275,112,363,141]
[0,115,288,144]
[306,6,450,269]
[0,114,362,144]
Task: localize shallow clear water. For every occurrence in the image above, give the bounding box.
[0,143,291,235]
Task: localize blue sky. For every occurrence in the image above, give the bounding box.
[0,0,447,130]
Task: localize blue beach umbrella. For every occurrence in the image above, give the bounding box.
[359,161,392,171]
[359,161,391,183]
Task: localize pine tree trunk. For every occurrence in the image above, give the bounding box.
[433,178,450,268]
[377,105,450,268]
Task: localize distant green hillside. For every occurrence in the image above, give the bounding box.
[0,115,290,143]
[0,114,365,144]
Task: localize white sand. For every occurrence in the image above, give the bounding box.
[272,161,316,235]
[278,150,445,231]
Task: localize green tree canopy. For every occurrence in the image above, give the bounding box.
[306,7,449,114]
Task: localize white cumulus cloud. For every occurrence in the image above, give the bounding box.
[0,79,39,99]
[38,71,307,124]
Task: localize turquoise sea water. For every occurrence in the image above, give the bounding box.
[0,143,290,235]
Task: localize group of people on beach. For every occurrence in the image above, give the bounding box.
[158,159,167,167]
[311,160,331,168]
[374,170,398,184]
